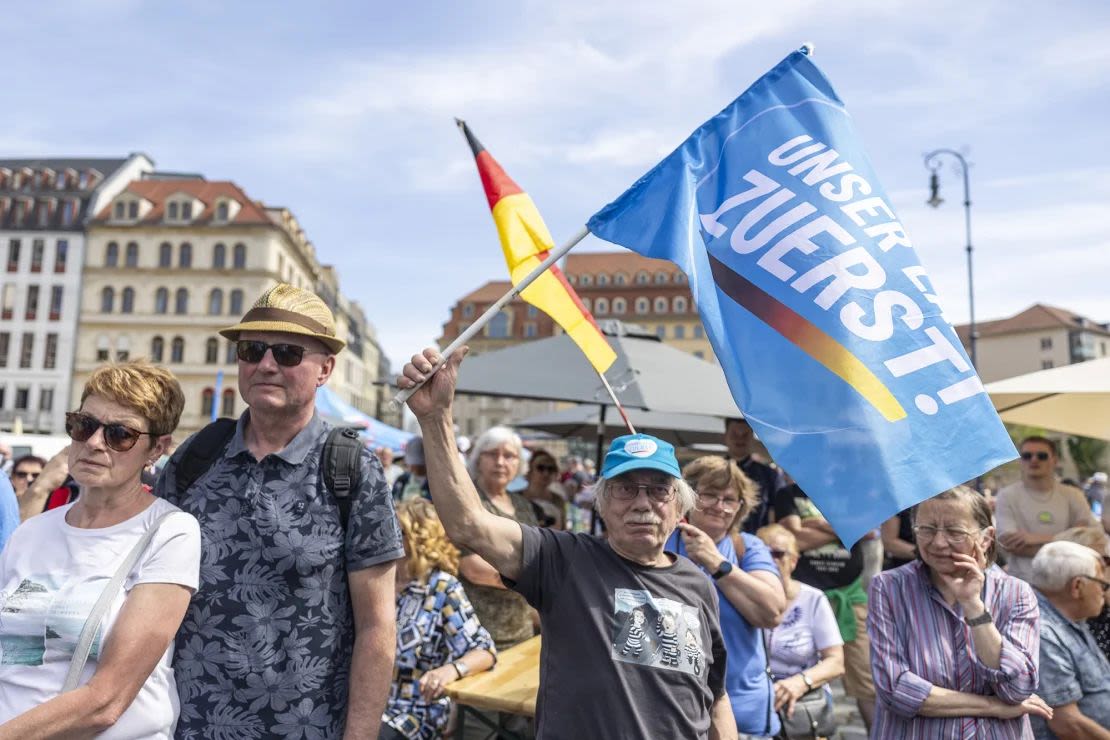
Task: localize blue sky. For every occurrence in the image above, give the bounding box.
[7,0,1109,368]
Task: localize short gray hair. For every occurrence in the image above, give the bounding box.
[466,426,524,480]
[1030,541,1100,592]
[594,475,696,516]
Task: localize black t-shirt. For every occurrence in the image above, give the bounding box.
[772,484,863,591]
[738,457,778,534]
[883,509,915,570]
[511,526,727,739]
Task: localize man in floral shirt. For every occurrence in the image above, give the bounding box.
[158,284,404,739]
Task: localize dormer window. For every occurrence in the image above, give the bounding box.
[114,201,126,219]
[168,202,179,220]
[216,201,229,221]
[182,202,193,219]
[128,201,138,219]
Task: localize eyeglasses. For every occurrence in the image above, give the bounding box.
[533,464,558,474]
[695,491,742,513]
[65,411,157,452]
[1081,576,1110,593]
[1019,451,1051,462]
[611,481,675,503]
[236,340,328,367]
[912,525,982,544]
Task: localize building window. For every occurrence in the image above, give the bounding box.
[40,387,54,412]
[205,337,219,364]
[654,297,668,313]
[154,287,168,314]
[656,325,665,338]
[1,285,12,320]
[597,273,610,286]
[462,303,475,318]
[171,337,185,363]
[221,389,235,417]
[581,297,591,311]
[167,202,179,220]
[595,297,609,315]
[0,333,8,368]
[125,242,139,268]
[174,288,188,314]
[212,243,226,269]
[233,243,246,269]
[208,289,223,315]
[527,305,538,318]
[105,242,119,267]
[54,239,67,272]
[43,334,58,369]
[579,274,593,286]
[60,200,76,225]
[49,286,62,320]
[674,296,688,313]
[19,333,33,368]
[114,201,125,220]
[7,239,20,272]
[615,273,627,285]
[101,287,115,313]
[25,285,38,320]
[613,297,627,315]
[182,201,193,220]
[1040,337,1052,350]
[179,243,192,268]
[96,335,110,362]
[655,272,669,284]
[216,201,229,221]
[30,240,44,272]
[121,287,135,314]
[159,242,172,267]
[674,325,686,339]
[635,271,649,285]
[229,289,243,315]
[151,336,164,362]
[635,297,649,314]
[226,340,237,364]
[116,335,130,361]
[567,275,577,285]
[486,311,511,338]
[14,387,29,411]
[674,273,687,284]
[694,324,704,339]
[128,201,138,219]
[524,322,537,338]
[201,388,214,416]
[1042,359,1054,370]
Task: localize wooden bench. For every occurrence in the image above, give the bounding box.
[446,635,540,738]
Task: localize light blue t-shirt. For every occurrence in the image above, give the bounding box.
[666,529,781,736]
[0,476,18,553]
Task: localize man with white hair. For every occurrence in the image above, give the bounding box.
[1029,541,1110,739]
[400,347,735,739]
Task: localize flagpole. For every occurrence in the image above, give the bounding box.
[596,370,636,434]
[391,226,590,408]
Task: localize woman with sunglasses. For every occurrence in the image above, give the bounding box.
[522,449,564,529]
[867,487,1052,738]
[0,360,200,738]
[665,455,786,738]
[756,524,844,738]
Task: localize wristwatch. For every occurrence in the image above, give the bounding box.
[711,560,734,580]
[965,610,993,627]
[801,672,814,690]
[453,661,470,679]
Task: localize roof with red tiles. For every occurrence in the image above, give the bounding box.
[564,251,679,275]
[90,179,271,225]
[954,303,1110,341]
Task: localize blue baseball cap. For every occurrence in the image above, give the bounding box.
[601,434,681,479]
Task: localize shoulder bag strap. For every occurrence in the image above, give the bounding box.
[62,510,178,692]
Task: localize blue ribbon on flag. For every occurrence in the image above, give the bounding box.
[587,47,1015,545]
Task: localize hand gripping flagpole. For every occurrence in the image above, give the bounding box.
[391,226,590,410]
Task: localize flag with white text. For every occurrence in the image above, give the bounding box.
[587,47,1015,545]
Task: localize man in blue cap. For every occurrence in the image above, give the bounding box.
[400,346,736,740]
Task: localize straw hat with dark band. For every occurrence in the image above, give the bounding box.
[219,283,346,354]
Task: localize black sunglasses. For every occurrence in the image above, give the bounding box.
[534,464,558,474]
[236,340,328,367]
[1020,451,1051,461]
[65,411,157,452]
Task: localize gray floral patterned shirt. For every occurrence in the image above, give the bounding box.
[156,411,404,740]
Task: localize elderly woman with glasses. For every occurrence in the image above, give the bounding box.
[665,456,786,738]
[0,360,199,738]
[867,487,1052,739]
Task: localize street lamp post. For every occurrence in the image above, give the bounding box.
[924,149,977,369]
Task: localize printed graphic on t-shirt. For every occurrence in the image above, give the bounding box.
[611,588,705,677]
[0,575,104,666]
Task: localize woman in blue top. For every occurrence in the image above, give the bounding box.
[666,456,787,738]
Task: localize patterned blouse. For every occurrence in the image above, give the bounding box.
[384,569,496,740]
[868,561,1040,740]
[1089,604,1110,664]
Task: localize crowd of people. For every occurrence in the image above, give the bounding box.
[0,282,1105,739]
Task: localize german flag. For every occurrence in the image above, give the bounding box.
[458,119,616,374]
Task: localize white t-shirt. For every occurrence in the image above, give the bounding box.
[0,497,200,738]
[995,481,1094,582]
[767,582,843,680]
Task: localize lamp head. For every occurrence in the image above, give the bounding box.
[927,171,944,208]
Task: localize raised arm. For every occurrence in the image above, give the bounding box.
[400,348,524,580]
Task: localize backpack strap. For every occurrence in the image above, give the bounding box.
[323,427,363,531]
[175,419,238,497]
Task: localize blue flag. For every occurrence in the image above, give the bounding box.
[587,47,1016,545]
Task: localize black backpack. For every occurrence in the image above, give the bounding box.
[173,418,363,529]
